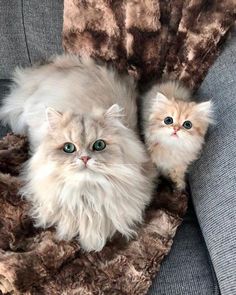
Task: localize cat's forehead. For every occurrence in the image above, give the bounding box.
[150,99,198,124]
[65,114,106,143]
[159,99,196,116]
[73,114,97,132]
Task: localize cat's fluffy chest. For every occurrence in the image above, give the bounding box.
[22,153,150,251]
[150,143,194,172]
[24,169,123,250]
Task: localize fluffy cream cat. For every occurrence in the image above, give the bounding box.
[0,55,154,251]
[141,81,213,190]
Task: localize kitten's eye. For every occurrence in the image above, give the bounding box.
[63,142,76,153]
[164,117,173,125]
[93,139,106,151]
[183,121,192,129]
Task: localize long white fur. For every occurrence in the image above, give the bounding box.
[0,55,154,251]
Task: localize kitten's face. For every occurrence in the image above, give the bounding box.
[147,93,213,150]
[41,105,147,181]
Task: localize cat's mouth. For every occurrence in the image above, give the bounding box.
[171,132,179,138]
[81,163,90,169]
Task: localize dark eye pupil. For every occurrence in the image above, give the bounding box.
[63,143,76,153]
[183,121,192,129]
[93,140,106,151]
[164,117,173,125]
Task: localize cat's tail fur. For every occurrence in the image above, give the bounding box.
[0,67,34,134]
[0,59,60,134]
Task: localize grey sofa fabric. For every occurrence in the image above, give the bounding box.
[148,204,219,295]
[0,80,11,137]
[0,1,30,79]
[22,0,64,63]
[190,29,236,295]
[0,0,63,79]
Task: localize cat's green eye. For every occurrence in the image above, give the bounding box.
[93,139,106,151]
[63,142,76,153]
[164,116,173,125]
[183,120,192,129]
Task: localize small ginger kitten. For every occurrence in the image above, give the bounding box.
[0,55,154,252]
[141,81,213,190]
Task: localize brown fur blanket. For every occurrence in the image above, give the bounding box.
[0,1,235,294]
[63,0,236,91]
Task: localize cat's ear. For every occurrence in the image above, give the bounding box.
[46,107,63,130]
[195,101,214,123]
[104,104,123,119]
[155,92,169,104]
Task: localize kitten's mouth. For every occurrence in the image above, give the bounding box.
[82,164,89,169]
[171,132,179,138]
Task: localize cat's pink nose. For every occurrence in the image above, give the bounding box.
[80,156,91,165]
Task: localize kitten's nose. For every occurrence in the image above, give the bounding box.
[80,156,91,165]
[173,126,180,132]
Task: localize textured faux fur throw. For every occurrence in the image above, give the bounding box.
[63,0,236,91]
[0,1,235,294]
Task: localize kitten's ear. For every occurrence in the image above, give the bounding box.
[156,92,169,104]
[104,104,123,119]
[46,107,63,130]
[195,101,214,124]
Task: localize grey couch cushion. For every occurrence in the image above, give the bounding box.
[0,0,64,79]
[0,1,30,79]
[190,29,236,295]
[148,203,219,295]
[22,0,64,63]
[0,80,11,137]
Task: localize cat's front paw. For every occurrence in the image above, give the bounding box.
[78,235,107,252]
[174,179,186,192]
[168,169,186,192]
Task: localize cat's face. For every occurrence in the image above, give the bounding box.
[146,93,213,150]
[41,105,147,181]
[24,105,153,251]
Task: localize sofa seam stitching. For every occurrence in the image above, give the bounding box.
[21,0,32,65]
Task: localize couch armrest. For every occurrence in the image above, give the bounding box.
[189,29,236,295]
